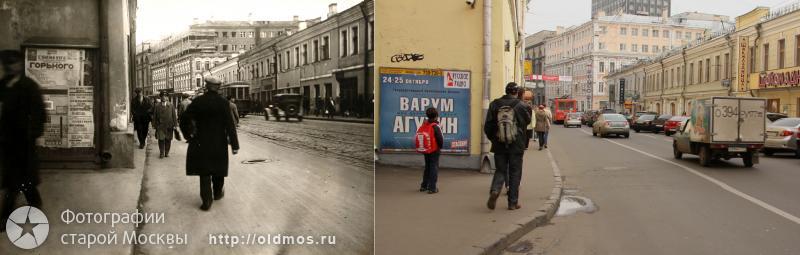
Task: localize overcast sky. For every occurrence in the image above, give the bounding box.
[136,0,362,44]
[525,0,796,35]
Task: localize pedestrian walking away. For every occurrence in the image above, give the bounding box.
[180,75,239,211]
[228,96,240,126]
[132,87,153,149]
[534,104,553,150]
[0,50,46,232]
[416,107,443,194]
[483,82,531,211]
[153,91,178,158]
[178,94,192,119]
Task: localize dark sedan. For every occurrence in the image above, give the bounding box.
[632,114,657,133]
[650,114,673,134]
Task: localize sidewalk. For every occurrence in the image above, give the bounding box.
[0,130,147,254]
[376,147,563,255]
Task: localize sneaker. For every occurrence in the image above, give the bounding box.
[487,191,500,210]
[508,204,522,210]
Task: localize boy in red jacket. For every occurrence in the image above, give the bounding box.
[418,107,444,194]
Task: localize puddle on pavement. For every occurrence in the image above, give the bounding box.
[555,195,597,216]
[505,240,534,253]
[241,158,277,164]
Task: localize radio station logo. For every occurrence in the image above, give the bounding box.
[6,206,49,249]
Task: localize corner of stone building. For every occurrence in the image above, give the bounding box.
[104,129,135,169]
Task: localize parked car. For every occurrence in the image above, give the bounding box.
[265,93,304,121]
[564,112,582,128]
[767,112,788,122]
[582,110,599,126]
[592,113,630,138]
[233,99,254,117]
[631,111,658,125]
[664,116,689,136]
[631,114,657,133]
[673,97,766,167]
[650,114,673,134]
[762,117,800,158]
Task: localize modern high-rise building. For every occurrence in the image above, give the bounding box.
[592,0,671,18]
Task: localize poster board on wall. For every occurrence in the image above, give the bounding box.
[378,67,471,154]
[25,47,95,148]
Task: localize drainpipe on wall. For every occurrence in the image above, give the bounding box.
[725,34,734,97]
[750,24,762,98]
[659,59,665,113]
[480,0,493,173]
[681,48,688,112]
[360,2,370,101]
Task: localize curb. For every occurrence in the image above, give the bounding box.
[471,149,565,255]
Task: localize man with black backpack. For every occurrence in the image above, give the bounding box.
[484,82,532,210]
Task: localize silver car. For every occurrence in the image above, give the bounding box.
[592,113,630,138]
[763,117,800,157]
[564,112,582,128]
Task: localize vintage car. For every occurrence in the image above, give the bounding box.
[265,93,304,121]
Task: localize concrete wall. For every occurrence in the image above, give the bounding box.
[0,0,100,49]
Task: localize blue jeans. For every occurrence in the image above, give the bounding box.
[536,131,548,148]
[421,153,440,190]
[490,153,523,205]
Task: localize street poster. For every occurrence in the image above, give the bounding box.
[25,48,94,148]
[68,86,94,147]
[379,67,471,154]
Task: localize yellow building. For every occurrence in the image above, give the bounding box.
[738,6,800,116]
[375,0,525,170]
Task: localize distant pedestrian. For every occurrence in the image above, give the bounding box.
[484,82,531,210]
[326,97,336,119]
[521,90,536,149]
[178,94,192,119]
[0,50,46,230]
[534,105,553,150]
[228,96,239,126]
[416,107,443,194]
[153,91,178,158]
[180,76,239,211]
[132,88,153,149]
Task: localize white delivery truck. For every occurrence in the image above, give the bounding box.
[672,97,767,167]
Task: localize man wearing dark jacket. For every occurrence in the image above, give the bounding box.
[180,75,239,211]
[0,50,46,229]
[132,88,152,149]
[419,107,444,194]
[483,82,531,210]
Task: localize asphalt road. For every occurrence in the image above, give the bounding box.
[505,124,800,255]
[137,117,374,254]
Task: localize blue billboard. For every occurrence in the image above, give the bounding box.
[379,67,471,154]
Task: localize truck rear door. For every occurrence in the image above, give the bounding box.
[710,97,766,143]
[738,98,766,143]
[711,98,740,143]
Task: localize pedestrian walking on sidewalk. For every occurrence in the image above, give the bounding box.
[0,50,46,231]
[180,75,239,211]
[178,94,192,119]
[132,88,153,149]
[153,91,178,158]
[416,107,443,194]
[534,105,552,150]
[520,90,536,149]
[484,82,531,210]
[228,96,240,127]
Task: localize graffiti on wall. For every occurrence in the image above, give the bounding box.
[390,53,424,63]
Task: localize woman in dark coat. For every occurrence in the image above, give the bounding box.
[180,75,239,211]
[0,50,46,225]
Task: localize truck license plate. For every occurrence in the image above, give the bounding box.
[729,147,746,152]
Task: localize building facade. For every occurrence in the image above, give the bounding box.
[543,13,732,111]
[238,2,374,117]
[592,0,671,18]
[524,30,555,106]
[1,0,137,168]
[375,0,526,170]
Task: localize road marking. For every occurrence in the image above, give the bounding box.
[546,148,562,178]
[578,129,800,225]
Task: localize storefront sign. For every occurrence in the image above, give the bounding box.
[379,67,470,154]
[26,48,94,148]
[755,69,800,89]
[738,37,749,92]
[527,74,572,82]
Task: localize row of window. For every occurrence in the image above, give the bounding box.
[241,20,375,81]
[617,27,701,41]
[644,53,731,92]
[218,44,256,52]
[617,43,673,53]
[749,35,800,73]
[216,31,255,38]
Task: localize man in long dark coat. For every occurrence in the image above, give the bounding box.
[180,75,239,211]
[0,50,46,229]
[132,88,152,149]
[153,91,177,158]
